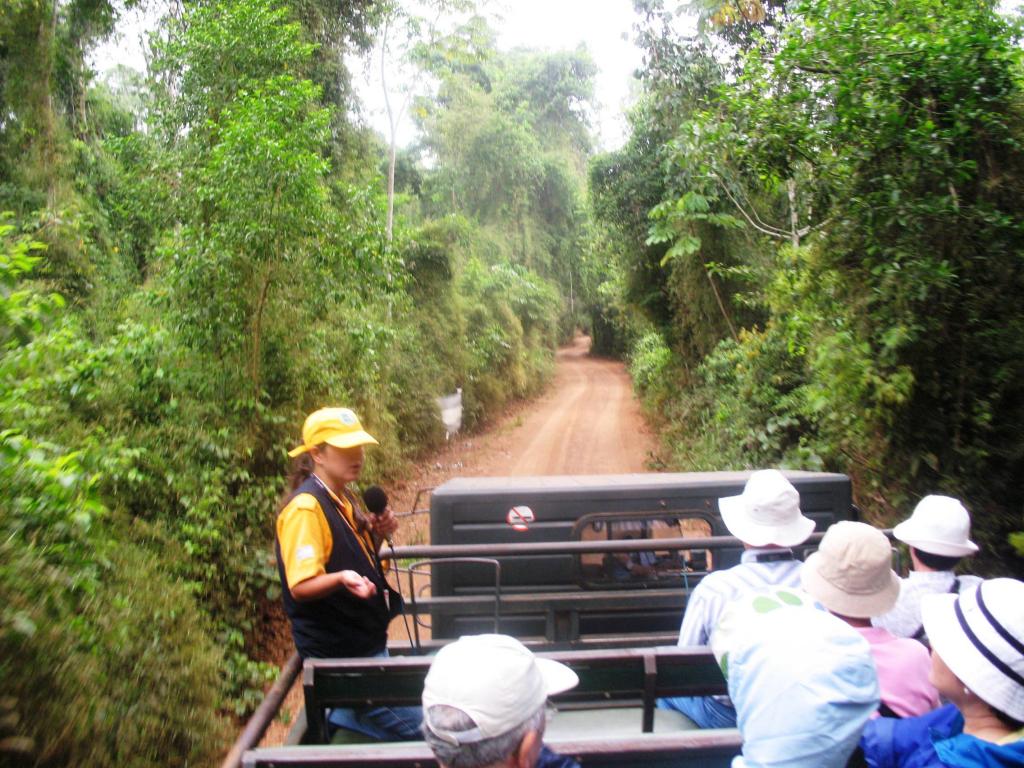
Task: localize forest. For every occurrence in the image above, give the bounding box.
[1,0,1022,765]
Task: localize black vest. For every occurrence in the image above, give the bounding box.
[275,477,391,659]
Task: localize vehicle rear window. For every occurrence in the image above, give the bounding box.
[572,511,714,589]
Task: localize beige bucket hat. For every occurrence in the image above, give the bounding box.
[922,578,1024,722]
[718,469,816,548]
[801,521,900,619]
[893,495,978,558]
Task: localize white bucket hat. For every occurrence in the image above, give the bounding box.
[422,634,579,745]
[719,469,816,547]
[801,521,901,618]
[893,495,978,557]
[922,578,1024,721]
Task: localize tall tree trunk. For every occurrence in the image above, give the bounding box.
[568,259,574,320]
[705,266,738,341]
[382,22,396,243]
[787,178,800,247]
[386,140,397,242]
[251,261,274,399]
[17,0,62,207]
[44,0,59,207]
[520,209,530,268]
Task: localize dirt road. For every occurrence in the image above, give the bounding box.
[494,334,657,475]
[379,335,660,543]
[388,334,658,513]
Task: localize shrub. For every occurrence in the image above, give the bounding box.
[628,331,672,394]
[0,224,226,767]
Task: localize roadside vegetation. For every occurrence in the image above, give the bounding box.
[0,1,592,764]
[589,0,1024,572]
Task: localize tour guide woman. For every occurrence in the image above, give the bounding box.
[276,406,421,740]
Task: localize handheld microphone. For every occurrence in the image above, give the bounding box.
[363,485,392,546]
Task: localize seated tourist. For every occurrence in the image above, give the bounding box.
[421,634,581,768]
[860,578,1024,766]
[715,593,880,767]
[659,469,815,728]
[873,495,981,642]
[802,521,940,718]
[606,535,658,581]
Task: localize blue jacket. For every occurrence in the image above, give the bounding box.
[861,704,1024,768]
[537,746,580,768]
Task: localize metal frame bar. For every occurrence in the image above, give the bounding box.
[406,557,502,650]
[379,531,830,560]
[243,728,744,767]
[221,652,302,768]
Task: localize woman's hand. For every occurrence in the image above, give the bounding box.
[337,569,377,599]
[292,569,376,602]
[369,505,400,540]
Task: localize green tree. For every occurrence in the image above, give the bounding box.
[0,0,141,206]
[605,0,1024,572]
[0,221,225,767]
[175,75,331,396]
[415,20,596,306]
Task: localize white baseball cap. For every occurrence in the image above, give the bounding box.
[893,495,978,557]
[719,470,816,548]
[422,634,579,745]
[922,578,1024,721]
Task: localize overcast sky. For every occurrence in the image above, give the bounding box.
[92,0,1023,152]
[348,0,648,150]
[489,0,652,149]
[92,0,650,150]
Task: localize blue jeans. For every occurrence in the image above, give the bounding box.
[327,703,423,741]
[657,695,737,729]
[326,649,423,741]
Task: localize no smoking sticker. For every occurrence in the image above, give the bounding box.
[506,505,535,531]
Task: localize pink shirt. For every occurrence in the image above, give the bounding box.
[857,626,939,717]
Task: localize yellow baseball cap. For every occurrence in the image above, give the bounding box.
[288,407,379,457]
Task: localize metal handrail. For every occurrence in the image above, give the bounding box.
[220,651,302,768]
[378,531,832,560]
[393,486,434,519]
[406,557,502,650]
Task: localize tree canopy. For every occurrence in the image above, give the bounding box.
[591,0,1024,571]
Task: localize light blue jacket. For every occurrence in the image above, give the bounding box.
[724,603,880,768]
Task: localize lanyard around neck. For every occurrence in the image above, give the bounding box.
[310,474,377,569]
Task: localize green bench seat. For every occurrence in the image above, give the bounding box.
[302,646,724,744]
[547,706,697,738]
[245,729,743,768]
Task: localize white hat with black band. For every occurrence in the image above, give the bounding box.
[922,578,1024,721]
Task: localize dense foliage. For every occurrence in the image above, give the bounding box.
[412,17,595,332]
[591,0,1024,571]
[0,1,590,764]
